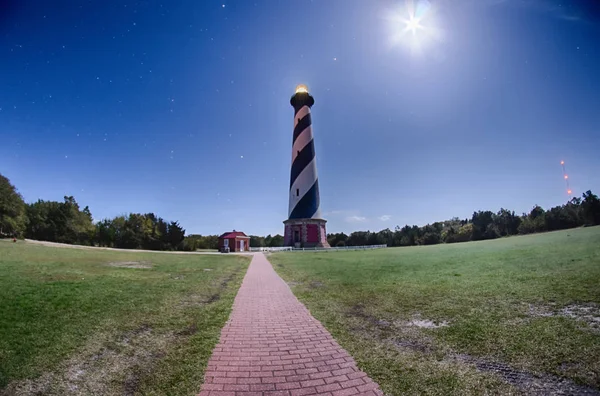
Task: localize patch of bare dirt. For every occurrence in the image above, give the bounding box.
[179,294,206,307]
[527,302,600,332]
[309,281,325,289]
[181,269,240,307]
[106,261,152,269]
[176,323,199,337]
[561,304,600,330]
[346,305,438,355]
[449,354,600,396]
[205,293,221,304]
[396,314,450,329]
[345,305,600,395]
[2,325,173,396]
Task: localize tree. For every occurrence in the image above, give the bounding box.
[471,211,495,240]
[250,235,265,248]
[0,173,28,237]
[494,208,521,236]
[415,224,442,245]
[347,231,371,246]
[582,190,600,225]
[484,223,501,239]
[375,228,394,246]
[544,201,582,231]
[518,205,547,234]
[394,225,419,246]
[454,223,474,242]
[166,221,186,249]
[180,234,220,251]
[268,234,284,247]
[95,219,114,247]
[25,197,93,244]
[327,232,348,247]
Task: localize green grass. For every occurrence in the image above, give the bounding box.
[270,227,600,395]
[0,241,249,395]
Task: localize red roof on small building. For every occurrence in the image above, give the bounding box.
[219,230,249,239]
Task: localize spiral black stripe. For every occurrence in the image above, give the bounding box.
[289,139,314,188]
[293,113,311,144]
[289,180,319,219]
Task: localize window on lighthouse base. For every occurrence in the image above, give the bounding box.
[296,188,299,197]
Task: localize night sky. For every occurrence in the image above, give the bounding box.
[1,0,599,236]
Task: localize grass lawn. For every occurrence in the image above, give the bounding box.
[270,226,600,395]
[0,241,249,396]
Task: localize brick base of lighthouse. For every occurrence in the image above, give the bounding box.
[284,219,330,248]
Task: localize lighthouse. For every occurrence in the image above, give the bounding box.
[284,85,330,248]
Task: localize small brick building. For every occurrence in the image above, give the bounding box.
[218,230,250,253]
[284,219,329,248]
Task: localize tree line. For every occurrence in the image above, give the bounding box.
[327,192,600,247]
[2,172,599,251]
[1,173,185,250]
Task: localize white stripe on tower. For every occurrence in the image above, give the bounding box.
[294,106,310,128]
[289,157,318,217]
[292,124,312,163]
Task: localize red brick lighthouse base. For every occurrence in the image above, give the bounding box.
[284,219,329,248]
[283,85,330,249]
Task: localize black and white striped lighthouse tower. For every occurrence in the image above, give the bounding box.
[284,85,330,248]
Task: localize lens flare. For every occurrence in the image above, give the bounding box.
[385,0,442,55]
[561,161,572,197]
[405,16,423,34]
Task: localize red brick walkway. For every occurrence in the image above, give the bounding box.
[198,253,384,396]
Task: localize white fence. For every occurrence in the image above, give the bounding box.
[250,244,387,253]
[250,246,293,252]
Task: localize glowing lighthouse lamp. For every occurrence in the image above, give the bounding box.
[283,85,330,248]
